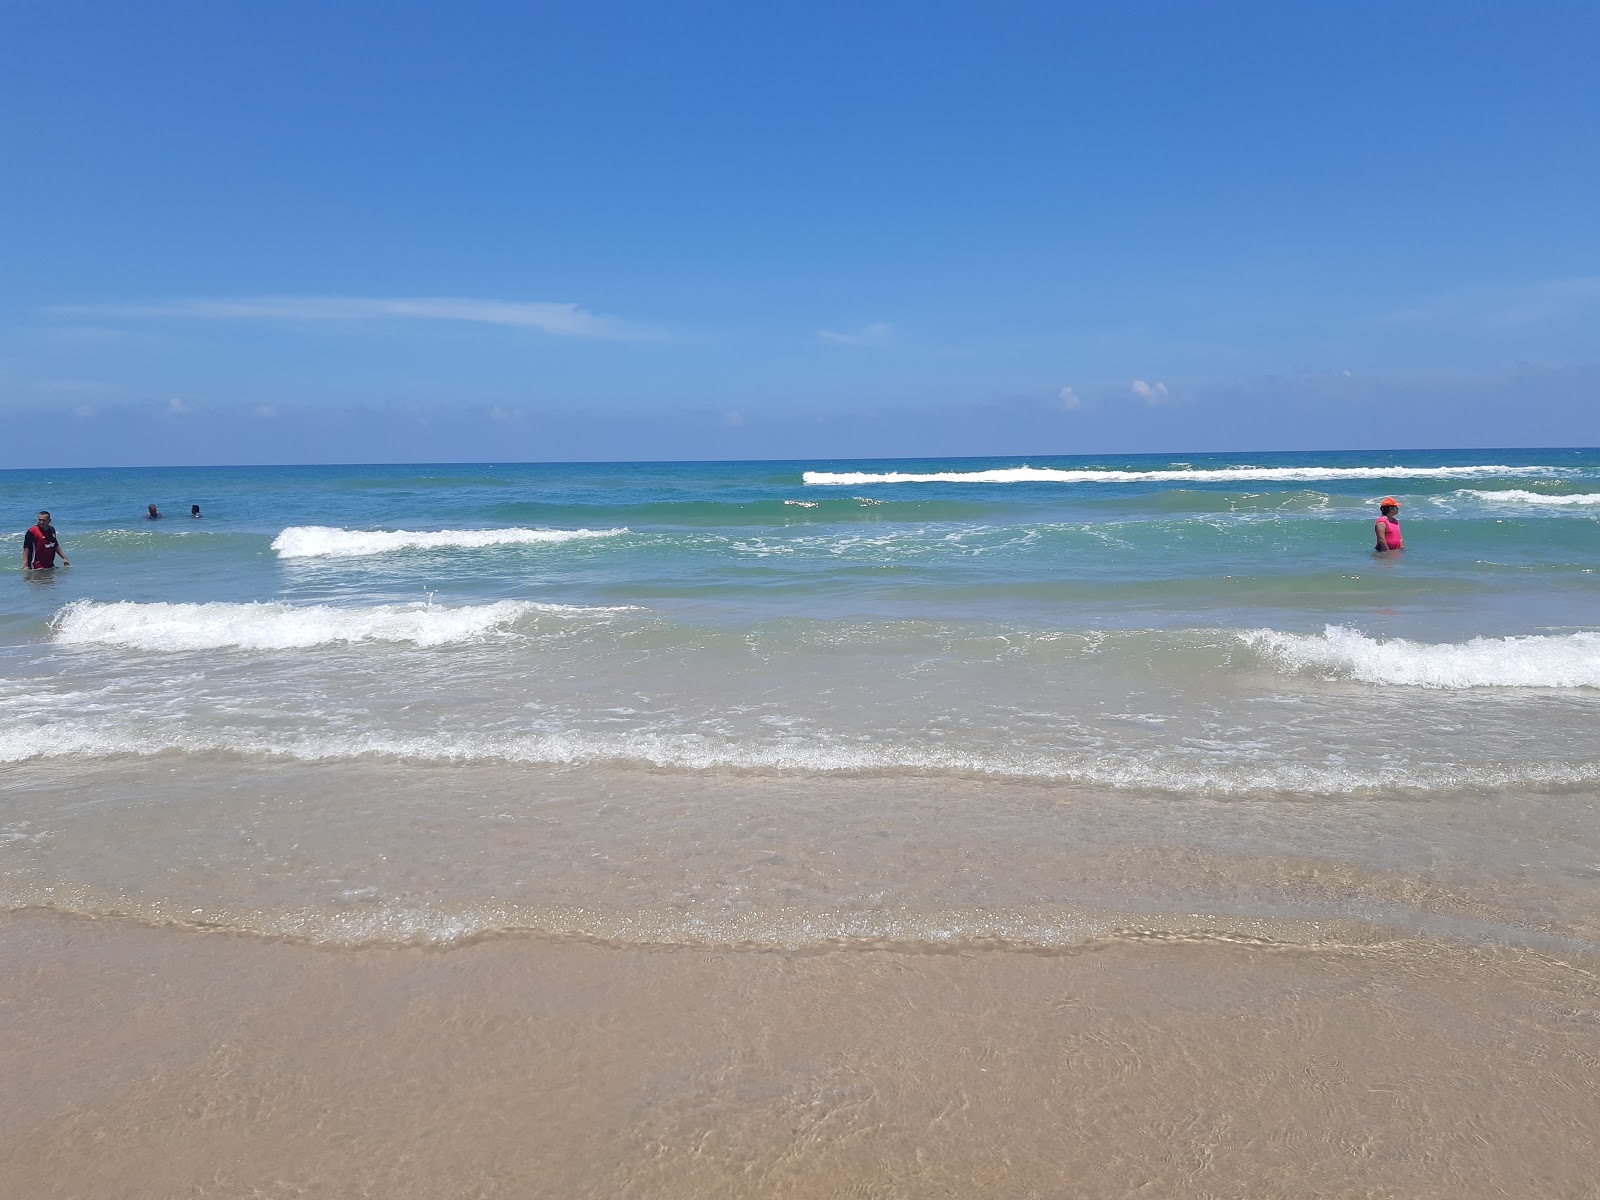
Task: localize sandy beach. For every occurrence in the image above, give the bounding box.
[4,908,1597,1199]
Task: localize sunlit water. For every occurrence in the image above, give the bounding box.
[3,450,1598,949]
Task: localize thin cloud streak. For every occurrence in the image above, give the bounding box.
[818,322,892,347]
[51,295,659,340]
[1386,276,1600,326]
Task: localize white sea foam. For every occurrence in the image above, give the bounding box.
[804,464,1558,486]
[3,720,1598,795]
[271,525,628,559]
[50,599,630,652]
[1454,489,1600,507]
[1244,625,1600,689]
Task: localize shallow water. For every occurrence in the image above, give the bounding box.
[3,449,1599,951]
[4,913,1598,1200]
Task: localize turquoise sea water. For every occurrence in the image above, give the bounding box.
[3,449,1599,950]
[7,447,1600,627]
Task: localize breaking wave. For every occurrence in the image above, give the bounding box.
[804,464,1558,486]
[1244,625,1600,689]
[50,599,633,652]
[272,525,628,559]
[1454,489,1600,507]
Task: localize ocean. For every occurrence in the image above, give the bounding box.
[3,448,1599,954]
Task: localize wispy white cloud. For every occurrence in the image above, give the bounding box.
[31,378,118,396]
[1057,385,1082,411]
[1387,275,1600,326]
[818,322,892,347]
[723,409,746,427]
[51,295,655,340]
[1131,379,1169,403]
[35,324,134,344]
[166,397,191,415]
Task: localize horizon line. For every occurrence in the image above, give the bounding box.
[4,445,1596,474]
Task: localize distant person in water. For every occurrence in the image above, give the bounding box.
[22,510,69,571]
[191,504,202,518]
[1374,497,1404,552]
[147,504,162,520]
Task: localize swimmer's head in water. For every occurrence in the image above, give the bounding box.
[1379,497,1400,516]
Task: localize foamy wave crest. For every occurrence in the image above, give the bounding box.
[1244,625,1600,689]
[49,599,627,652]
[805,465,1554,486]
[2,892,1380,952]
[1455,489,1600,507]
[272,525,628,559]
[5,723,1600,795]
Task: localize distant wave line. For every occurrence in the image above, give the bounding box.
[804,465,1562,486]
[272,525,629,559]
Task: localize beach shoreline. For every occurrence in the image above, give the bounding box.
[4,908,1596,1199]
[5,454,1600,1195]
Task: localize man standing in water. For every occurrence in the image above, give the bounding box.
[22,510,69,571]
[1374,497,1404,552]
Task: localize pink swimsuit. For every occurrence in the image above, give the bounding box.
[1375,516,1403,551]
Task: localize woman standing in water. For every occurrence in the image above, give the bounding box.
[1374,496,1404,552]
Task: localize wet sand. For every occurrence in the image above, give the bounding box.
[4,911,1597,1199]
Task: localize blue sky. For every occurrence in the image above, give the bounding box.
[3,0,1597,465]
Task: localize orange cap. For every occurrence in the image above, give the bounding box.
[1378,496,1399,508]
